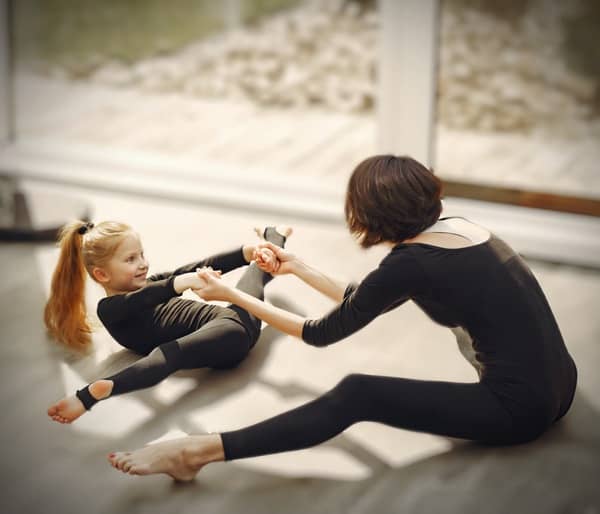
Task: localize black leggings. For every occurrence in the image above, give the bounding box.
[221,373,548,459]
[76,229,285,410]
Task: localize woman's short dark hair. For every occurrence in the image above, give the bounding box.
[344,155,443,248]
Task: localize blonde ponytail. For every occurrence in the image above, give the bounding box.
[44,219,132,351]
[44,221,93,350]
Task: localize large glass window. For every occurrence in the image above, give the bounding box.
[434,0,600,210]
[12,0,377,189]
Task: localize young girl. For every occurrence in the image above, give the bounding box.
[45,220,291,424]
[107,155,577,482]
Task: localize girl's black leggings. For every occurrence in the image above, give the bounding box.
[76,229,285,410]
[220,373,553,459]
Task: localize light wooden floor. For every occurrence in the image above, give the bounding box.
[2,179,600,514]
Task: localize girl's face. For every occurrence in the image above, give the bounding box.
[102,232,149,293]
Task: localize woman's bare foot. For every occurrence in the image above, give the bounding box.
[47,380,113,424]
[108,434,225,481]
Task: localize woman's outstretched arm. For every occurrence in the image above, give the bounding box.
[193,271,305,338]
[197,248,424,347]
[255,242,348,303]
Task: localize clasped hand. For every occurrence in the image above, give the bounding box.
[192,267,230,301]
[192,242,292,301]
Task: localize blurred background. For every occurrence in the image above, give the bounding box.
[7,0,600,194]
[0,1,599,513]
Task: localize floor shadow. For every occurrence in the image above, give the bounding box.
[53,290,392,471]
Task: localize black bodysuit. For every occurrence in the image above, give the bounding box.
[221,229,577,458]
[75,229,286,410]
[98,247,257,356]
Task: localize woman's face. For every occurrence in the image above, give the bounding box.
[102,232,149,292]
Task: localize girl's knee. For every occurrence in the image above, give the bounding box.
[151,341,183,373]
[210,329,251,369]
[210,354,248,370]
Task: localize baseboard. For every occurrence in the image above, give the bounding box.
[1,140,599,267]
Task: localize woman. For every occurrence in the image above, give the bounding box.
[107,155,577,481]
[45,220,290,423]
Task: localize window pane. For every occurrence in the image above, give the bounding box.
[13,0,377,189]
[434,0,600,200]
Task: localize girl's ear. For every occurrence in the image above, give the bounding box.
[92,267,110,284]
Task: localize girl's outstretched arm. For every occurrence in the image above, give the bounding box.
[149,246,257,282]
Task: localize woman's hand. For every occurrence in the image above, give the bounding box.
[189,267,221,290]
[174,267,221,294]
[254,247,279,274]
[192,268,233,302]
[254,242,297,275]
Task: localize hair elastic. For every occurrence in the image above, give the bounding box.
[77,222,94,235]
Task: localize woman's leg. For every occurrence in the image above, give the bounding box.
[108,373,524,479]
[220,373,520,459]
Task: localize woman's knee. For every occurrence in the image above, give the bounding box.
[319,374,372,423]
[330,374,371,403]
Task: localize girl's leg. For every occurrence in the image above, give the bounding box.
[71,319,251,413]
[91,225,289,408]
[108,373,524,479]
[226,226,288,344]
[48,227,289,422]
[50,319,252,422]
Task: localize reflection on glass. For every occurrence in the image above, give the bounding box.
[13,0,377,185]
[435,0,600,199]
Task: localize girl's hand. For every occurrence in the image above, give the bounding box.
[254,242,296,275]
[192,268,232,302]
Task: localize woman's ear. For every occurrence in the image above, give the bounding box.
[92,267,110,284]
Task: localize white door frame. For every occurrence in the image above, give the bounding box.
[0,0,12,145]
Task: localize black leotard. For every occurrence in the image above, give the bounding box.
[96,247,252,355]
[302,232,577,426]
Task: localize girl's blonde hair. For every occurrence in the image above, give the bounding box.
[43,220,132,350]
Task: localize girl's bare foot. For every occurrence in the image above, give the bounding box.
[108,434,225,481]
[47,380,113,424]
[254,225,293,241]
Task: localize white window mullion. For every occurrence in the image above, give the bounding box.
[0,0,12,144]
[377,0,439,166]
